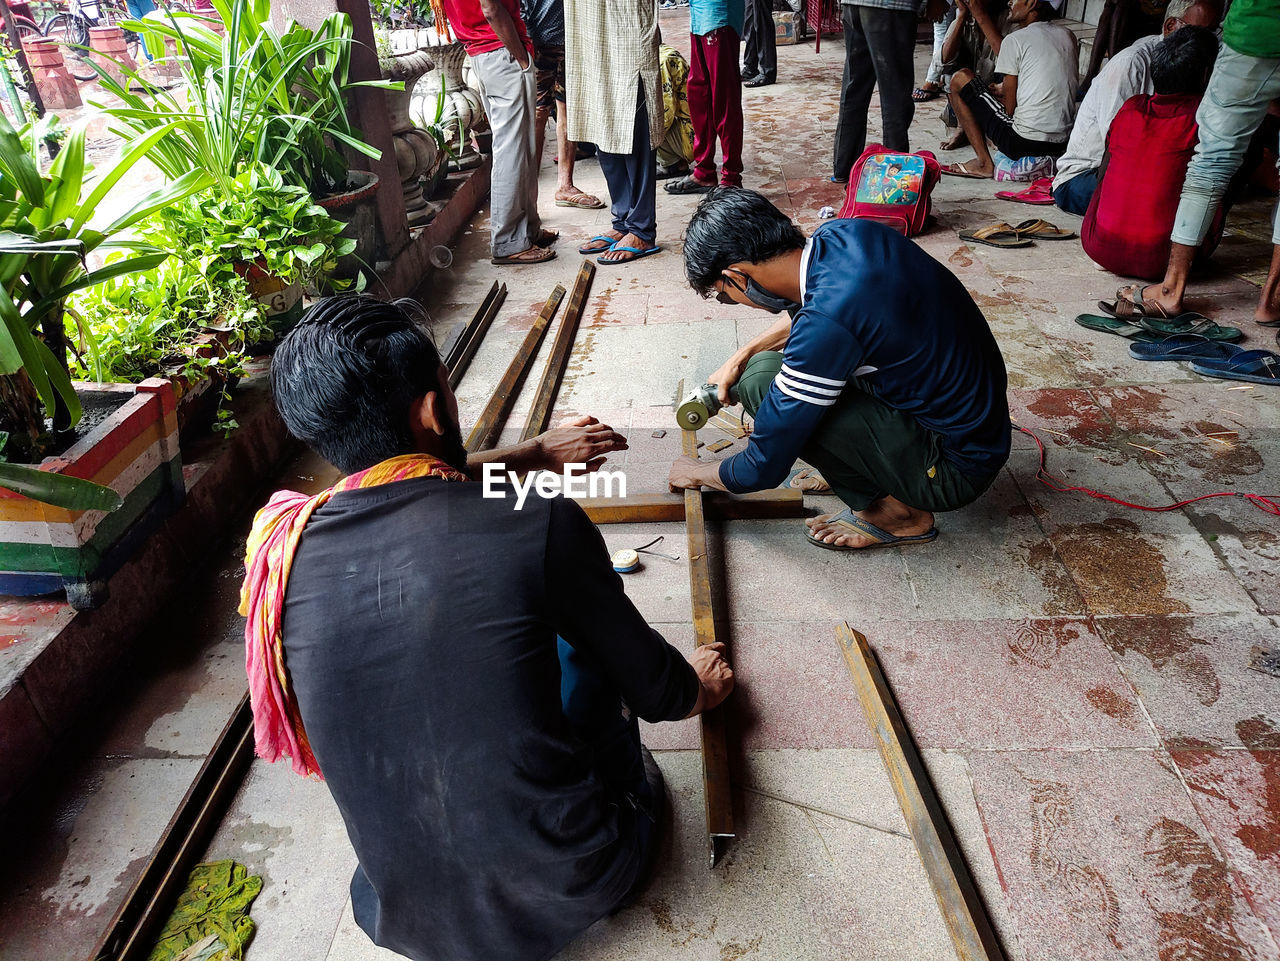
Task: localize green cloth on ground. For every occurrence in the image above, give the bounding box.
[148,860,263,961]
[1223,0,1280,59]
[736,351,997,513]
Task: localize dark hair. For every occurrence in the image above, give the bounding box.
[683,187,807,297]
[1033,0,1061,19]
[272,295,445,474]
[1150,26,1218,96]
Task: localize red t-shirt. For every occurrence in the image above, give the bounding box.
[1082,93,1221,281]
[441,0,533,57]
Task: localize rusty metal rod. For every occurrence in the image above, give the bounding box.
[836,623,1007,961]
[578,488,804,524]
[447,281,505,389]
[88,694,255,961]
[521,260,596,441]
[683,430,735,867]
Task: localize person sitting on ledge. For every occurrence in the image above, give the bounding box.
[667,188,1011,550]
[1081,25,1222,280]
[941,0,1079,179]
[242,296,734,961]
[1052,0,1220,216]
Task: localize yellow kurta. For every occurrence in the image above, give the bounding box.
[563,0,664,153]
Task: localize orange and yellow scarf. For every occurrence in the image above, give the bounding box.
[239,454,469,778]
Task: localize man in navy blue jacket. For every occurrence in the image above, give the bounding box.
[669,188,1011,550]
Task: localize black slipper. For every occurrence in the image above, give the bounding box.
[663,174,715,195]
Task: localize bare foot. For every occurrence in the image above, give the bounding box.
[599,232,656,263]
[555,187,605,209]
[942,159,993,179]
[940,130,969,151]
[804,496,934,549]
[578,229,623,254]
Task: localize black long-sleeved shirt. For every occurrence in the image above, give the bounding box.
[282,476,698,961]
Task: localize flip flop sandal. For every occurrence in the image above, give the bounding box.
[1188,350,1280,385]
[804,508,939,551]
[1128,334,1246,362]
[578,235,618,255]
[491,247,556,265]
[1074,313,1161,343]
[942,162,988,179]
[1014,218,1076,240]
[663,175,715,195]
[534,229,559,248]
[959,222,1033,248]
[1133,315,1243,342]
[1101,284,1173,320]
[912,86,941,102]
[555,192,606,210]
[787,467,831,492]
[598,244,662,265]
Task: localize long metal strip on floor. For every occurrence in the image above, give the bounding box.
[88,695,255,961]
[578,489,803,524]
[521,260,596,441]
[683,429,736,867]
[465,282,566,452]
[447,281,507,390]
[836,623,1007,961]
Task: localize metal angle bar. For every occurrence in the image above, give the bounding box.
[836,624,1008,961]
[88,694,256,961]
[683,430,735,868]
[465,284,566,452]
[577,489,805,524]
[442,279,498,372]
[447,282,507,389]
[521,260,596,442]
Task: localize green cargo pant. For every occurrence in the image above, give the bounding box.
[737,351,998,513]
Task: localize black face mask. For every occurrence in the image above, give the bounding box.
[720,273,801,314]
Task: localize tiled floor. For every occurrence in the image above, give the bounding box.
[3,10,1279,961]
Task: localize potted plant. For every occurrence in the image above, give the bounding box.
[105,0,398,278]
[0,114,206,607]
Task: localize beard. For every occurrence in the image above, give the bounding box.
[440,418,470,475]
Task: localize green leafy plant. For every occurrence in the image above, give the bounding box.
[0,112,210,462]
[101,0,398,198]
[369,0,436,29]
[144,163,357,297]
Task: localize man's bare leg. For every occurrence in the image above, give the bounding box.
[945,70,995,177]
[1257,243,1280,326]
[535,102,552,170]
[805,495,935,549]
[553,100,603,207]
[1117,242,1196,316]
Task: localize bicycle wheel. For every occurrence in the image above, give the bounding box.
[43,13,96,82]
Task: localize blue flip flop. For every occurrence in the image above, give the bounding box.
[577,235,617,255]
[597,245,662,265]
[1188,350,1280,385]
[1129,335,1246,363]
[804,508,939,551]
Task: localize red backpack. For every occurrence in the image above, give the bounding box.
[838,144,940,237]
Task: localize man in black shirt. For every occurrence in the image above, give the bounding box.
[256,296,734,961]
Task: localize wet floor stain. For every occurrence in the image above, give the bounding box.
[1098,616,1219,708]
[1143,817,1257,961]
[1052,519,1190,617]
[1086,686,1137,721]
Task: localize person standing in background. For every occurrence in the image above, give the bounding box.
[664,0,746,194]
[565,0,665,264]
[742,0,777,88]
[521,0,607,211]
[832,0,947,183]
[442,0,556,265]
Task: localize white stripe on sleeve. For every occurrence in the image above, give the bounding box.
[774,375,838,406]
[780,363,846,388]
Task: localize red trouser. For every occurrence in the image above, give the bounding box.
[688,27,744,187]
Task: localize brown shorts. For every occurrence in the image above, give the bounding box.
[534,43,567,111]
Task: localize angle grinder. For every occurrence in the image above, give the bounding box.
[674,383,739,431]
